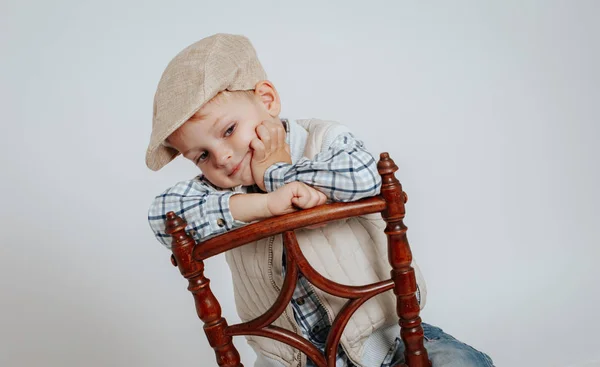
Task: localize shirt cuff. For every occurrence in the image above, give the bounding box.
[203,191,248,235]
[263,162,292,192]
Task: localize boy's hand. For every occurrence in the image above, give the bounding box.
[250,120,292,191]
[266,182,327,216]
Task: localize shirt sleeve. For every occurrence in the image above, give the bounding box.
[147,178,247,249]
[263,132,382,202]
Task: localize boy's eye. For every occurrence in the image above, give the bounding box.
[224,123,236,137]
[196,151,208,164]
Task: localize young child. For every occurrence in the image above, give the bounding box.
[146,34,494,367]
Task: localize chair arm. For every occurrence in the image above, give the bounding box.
[192,196,386,260]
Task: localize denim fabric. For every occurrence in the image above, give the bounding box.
[255,323,494,367]
[382,323,495,367]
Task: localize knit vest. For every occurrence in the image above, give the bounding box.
[224,119,427,367]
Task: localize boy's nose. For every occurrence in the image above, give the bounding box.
[214,150,232,167]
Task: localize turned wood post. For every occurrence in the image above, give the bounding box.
[377,153,431,367]
[165,212,243,367]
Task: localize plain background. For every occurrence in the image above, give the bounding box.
[1,1,599,366]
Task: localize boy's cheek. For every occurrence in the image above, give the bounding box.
[242,165,256,186]
[247,156,255,174]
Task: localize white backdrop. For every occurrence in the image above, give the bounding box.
[1,1,599,366]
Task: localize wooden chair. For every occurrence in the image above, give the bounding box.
[165,153,431,367]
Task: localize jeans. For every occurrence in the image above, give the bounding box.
[382,323,495,367]
[256,323,494,367]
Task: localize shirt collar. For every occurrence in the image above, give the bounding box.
[282,118,307,164]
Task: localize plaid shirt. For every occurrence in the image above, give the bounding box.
[289,272,356,367]
[148,121,381,247]
[148,120,399,366]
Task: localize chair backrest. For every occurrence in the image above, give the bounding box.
[165,153,431,367]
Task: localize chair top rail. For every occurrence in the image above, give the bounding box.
[192,196,387,260]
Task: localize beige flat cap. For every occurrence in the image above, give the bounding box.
[145,33,267,171]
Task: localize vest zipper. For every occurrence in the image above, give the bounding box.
[269,236,361,367]
[267,235,303,366]
[305,282,361,367]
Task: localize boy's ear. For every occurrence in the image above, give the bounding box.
[254,80,281,117]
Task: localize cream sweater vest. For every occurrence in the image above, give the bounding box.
[224,119,427,367]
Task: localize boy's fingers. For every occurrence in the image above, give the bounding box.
[307,190,320,207]
[316,191,327,206]
[306,189,325,208]
[314,190,326,207]
[287,183,324,209]
[308,193,319,208]
[294,185,310,208]
[303,187,324,209]
[291,186,307,207]
[256,124,271,151]
[286,183,328,212]
[277,123,286,149]
[250,138,265,160]
[263,119,284,148]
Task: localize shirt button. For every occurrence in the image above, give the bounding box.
[296,297,305,305]
[312,325,320,333]
[217,218,226,227]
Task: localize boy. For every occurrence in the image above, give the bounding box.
[146,34,494,367]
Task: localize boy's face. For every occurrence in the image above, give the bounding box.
[167,92,274,188]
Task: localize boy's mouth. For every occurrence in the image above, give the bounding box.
[228,153,249,176]
[229,163,241,176]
